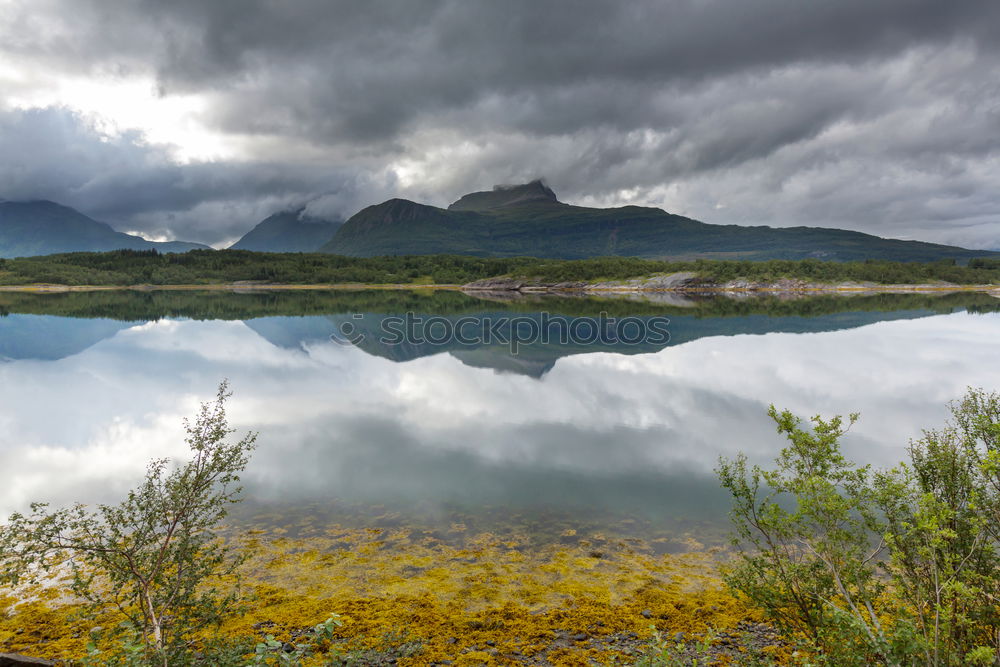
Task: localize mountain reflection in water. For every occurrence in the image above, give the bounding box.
[1,289,999,541]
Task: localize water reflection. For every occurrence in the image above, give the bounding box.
[1,290,998,540]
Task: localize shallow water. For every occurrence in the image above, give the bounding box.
[2,289,998,546]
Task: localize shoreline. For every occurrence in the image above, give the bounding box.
[495,284,1000,295]
[0,281,998,295]
[0,282,464,293]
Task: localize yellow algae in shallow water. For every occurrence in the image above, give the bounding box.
[0,524,759,664]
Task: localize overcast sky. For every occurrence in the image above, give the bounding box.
[1,0,998,248]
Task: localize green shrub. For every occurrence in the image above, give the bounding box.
[718,389,1000,666]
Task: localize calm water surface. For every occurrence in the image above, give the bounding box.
[2,290,998,544]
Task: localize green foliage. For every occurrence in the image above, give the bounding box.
[633,627,719,666]
[718,389,1000,666]
[875,388,1000,666]
[0,381,258,666]
[969,258,1000,271]
[717,409,896,666]
[82,623,150,667]
[0,248,999,286]
[249,615,344,666]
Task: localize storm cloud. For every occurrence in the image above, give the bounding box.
[1,0,998,247]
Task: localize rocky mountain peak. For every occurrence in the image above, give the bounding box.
[447,179,559,211]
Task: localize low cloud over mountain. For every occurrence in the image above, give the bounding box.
[1,0,998,248]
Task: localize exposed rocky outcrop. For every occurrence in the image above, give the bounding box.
[587,272,700,290]
[462,273,997,295]
[448,180,559,211]
[462,277,528,291]
[0,654,57,666]
[462,272,701,292]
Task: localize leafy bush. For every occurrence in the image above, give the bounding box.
[718,389,1000,666]
[0,382,257,666]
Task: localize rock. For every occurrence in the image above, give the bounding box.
[588,272,700,292]
[637,272,700,290]
[640,609,653,618]
[0,655,57,667]
[456,288,529,302]
[461,278,526,291]
[571,633,589,641]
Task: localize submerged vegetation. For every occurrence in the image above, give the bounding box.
[1,249,999,287]
[3,385,1000,665]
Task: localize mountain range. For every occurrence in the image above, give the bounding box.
[0,200,208,258]
[322,181,997,262]
[2,182,997,262]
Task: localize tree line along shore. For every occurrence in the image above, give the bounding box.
[0,250,999,290]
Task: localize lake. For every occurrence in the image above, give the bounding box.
[2,289,999,550]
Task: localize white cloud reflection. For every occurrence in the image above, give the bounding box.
[1,310,998,520]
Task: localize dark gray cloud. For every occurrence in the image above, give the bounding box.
[1,0,998,247]
[0,107,392,244]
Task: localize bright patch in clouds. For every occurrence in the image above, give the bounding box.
[2,72,232,162]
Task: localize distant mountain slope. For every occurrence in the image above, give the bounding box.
[229,208,343,252]
[0,314,135,361]
[0,200,208,258]
[322,181,997,262]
